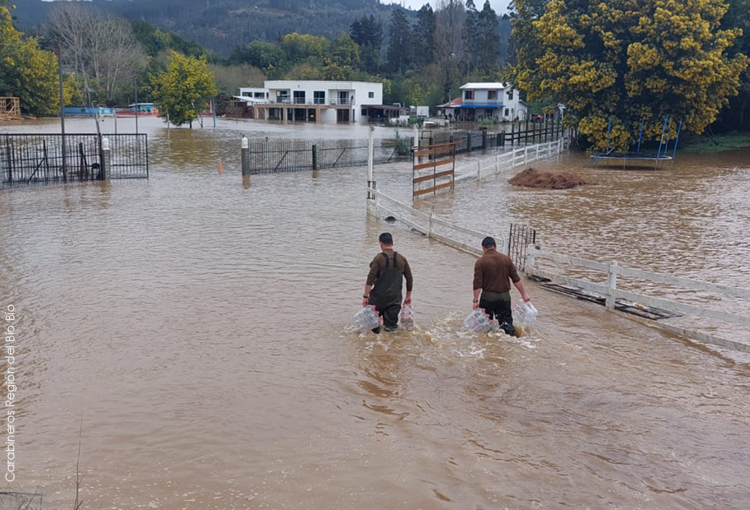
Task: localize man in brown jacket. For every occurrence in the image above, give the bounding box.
[363,233,413,333]
[473,236,530,335]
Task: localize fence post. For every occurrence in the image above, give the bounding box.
[510,123,515,146]
[606,261,619,309]
[241,136,250,176]
[524,146,528,166]
[477,161,481,179]
[482,130,487,150]
[467,132,472,152]
[101,136,110,180]
[524,244,535,271]
[413,124,419,158]
[428,213,433,238]
[312,144,318,170]
[367,126,375,199]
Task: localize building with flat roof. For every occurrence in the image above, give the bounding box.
[252,80,383,123]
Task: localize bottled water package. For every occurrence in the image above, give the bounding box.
[463,309,492,333]
[514,301,538,325]
[400,304,414,330]
[353,306,381,333]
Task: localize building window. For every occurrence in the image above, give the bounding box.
[242,92,251,97]
[507,90,514,100]
[293,91,306,104]
[368,92,374,99]
[488,90,497,100]
[362,108,368,116]
[254,92,264,98]
[464,90,474,100]
[314,91,325,104]
[504,108,509,116]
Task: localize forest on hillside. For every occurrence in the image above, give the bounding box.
[13,0,511,57]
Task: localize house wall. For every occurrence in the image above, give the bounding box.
[462,89,503,105]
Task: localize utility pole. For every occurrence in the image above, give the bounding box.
[57,36,67,181]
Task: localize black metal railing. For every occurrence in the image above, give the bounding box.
[1,133,148,188]
[244,138,406,174]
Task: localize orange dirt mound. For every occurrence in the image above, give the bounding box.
[508,167,596,190]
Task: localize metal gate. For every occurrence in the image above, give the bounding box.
[1,133,148,188]
[508,224,537,271]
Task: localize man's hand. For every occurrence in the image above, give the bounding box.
[472,300,479,310]
[362,297,369,307]
[403,292,412,306]
[521,292,531,303]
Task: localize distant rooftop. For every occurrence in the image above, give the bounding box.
[460,82,507,90]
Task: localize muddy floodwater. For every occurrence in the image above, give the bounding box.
[1,117,749,509]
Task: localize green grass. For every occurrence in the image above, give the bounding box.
[682,132,750,153]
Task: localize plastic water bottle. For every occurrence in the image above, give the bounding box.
[353,305,381,333]
[400,304,414,330]
[463,309,492,333]
[514,301,538,325]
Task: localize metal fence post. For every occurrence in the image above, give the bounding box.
[312,144,318,170]
[606,261,619,309]
[241,136,250,176]
[482,130,487,150]
[101,136,110,180]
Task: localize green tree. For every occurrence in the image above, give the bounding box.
[476,1,500,72]
[151,50,218,127]
[0,4,60,116]
[463,0,480,72]
[413,5,436,69]
[716,0,750,131]
[280,33,330,63]
[513,0,749,150]
[387,7,412,75]
[350,14,383,74]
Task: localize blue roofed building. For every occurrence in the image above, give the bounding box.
[454,83,528,122]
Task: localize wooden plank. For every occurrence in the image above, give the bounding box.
[413,180,454,196]
[413,169,454,183]
[413,157,455,171]
[613,288,750,328]
[414,143,457,157]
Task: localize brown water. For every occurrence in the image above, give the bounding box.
[2,118,750,509]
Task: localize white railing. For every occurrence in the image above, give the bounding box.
[525,246,750,352]
[454,138,568,183]
[368,188,509,256]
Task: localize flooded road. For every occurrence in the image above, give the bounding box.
[1,118,749,509]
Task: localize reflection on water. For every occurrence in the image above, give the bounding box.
[1,118,750,509]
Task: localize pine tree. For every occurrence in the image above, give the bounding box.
[386,7,412,75]
[414,4,436,69]
[476,0,499,72]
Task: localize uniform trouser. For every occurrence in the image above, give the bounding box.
[479,290,513,326]
[372,303,401,332]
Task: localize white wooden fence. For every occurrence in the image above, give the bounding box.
[454,137,568,183]
[368,188,508,257]
[525,246,750,353]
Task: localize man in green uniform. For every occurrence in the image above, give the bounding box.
[362,233,413,333]
[472,236,530,336]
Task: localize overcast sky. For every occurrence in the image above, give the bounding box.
[385,0,514,16]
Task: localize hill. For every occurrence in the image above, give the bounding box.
[13,0,412,55]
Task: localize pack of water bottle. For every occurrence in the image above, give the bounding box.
[353,305,382,333]
[400,304,414,330]
[514,301,538,325]
[463,309,492,333]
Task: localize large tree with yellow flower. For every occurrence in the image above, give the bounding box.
[512,0,749,150]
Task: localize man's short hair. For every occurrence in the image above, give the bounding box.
[481,236,496,248]
[379,232,393,245]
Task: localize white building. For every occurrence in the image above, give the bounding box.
[456,83,527,122]
[237,87,270,103]
[254,80,383,123]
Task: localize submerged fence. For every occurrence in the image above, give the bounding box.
[242,138,409,174]
[1,133,148,188]
[420,120,564,156]
[525,247,750,353]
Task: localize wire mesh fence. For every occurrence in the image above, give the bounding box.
[1,133,148,188]
[244,138,410,174]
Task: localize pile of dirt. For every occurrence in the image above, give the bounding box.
[508,167,597,190]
